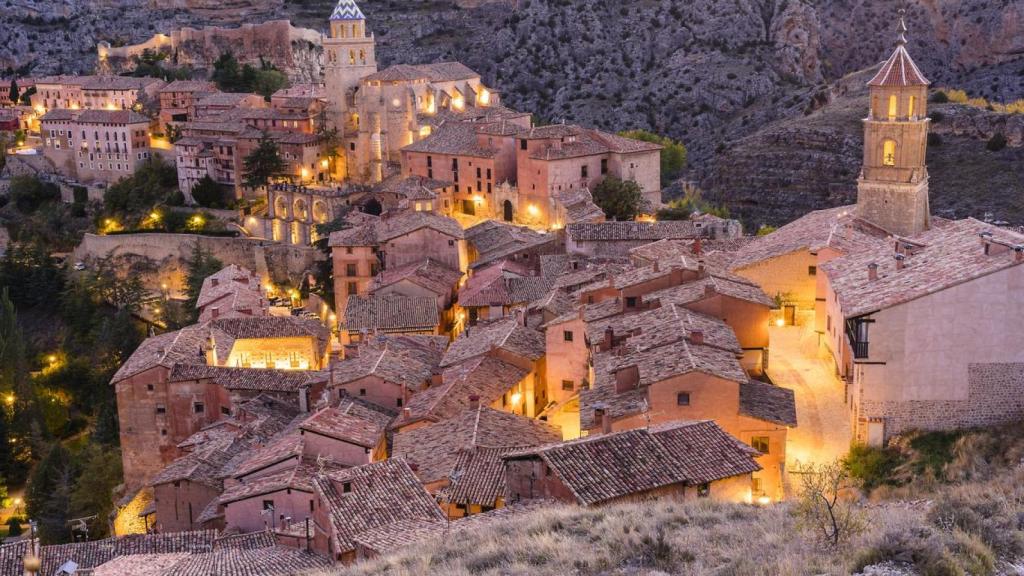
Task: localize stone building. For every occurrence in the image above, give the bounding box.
[39,109,161,185]
[158,80,218,125]
[31,75,164,114]
[265,183,359,245]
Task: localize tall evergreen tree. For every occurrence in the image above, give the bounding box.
[242,133,285,189]
[25,443,75,544]
[8,79,18,104]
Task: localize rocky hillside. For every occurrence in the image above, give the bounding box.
[2,0,1022,223]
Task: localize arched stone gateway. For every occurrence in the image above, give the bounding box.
[503,199,514,222]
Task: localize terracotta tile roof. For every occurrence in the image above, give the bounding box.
[160,546,330,575]
[40,531,217,575]
[362,64,430,83]
[440,316,545,367]
[395,355,528,427]
[444,445,517,507]
[160,80,217,93]
[167,365,323,393]
[567,221,700,242]
[821,218,1024,317]
[329,210,464,246]
[466,220,547,257]
[0,541,28,576]
[647,420,762,485]
[520,125,661,161]
[195,265,263,308]
[459,265,554,308]
[375,174,450,200]
[629,238,697,264]
[76,109,152,124]
[230,422,305,480]
[219,460,318,505]
[867,43,929,87]
[580,336,746,430]
[150,435,249,489]
[506,421,758,505]
[368,258,461,296]
[299,400,390,448]
[586,304,743,356]
[211,530,277,551]
[344,293,439,333]
[415,62,479,82]
[643,274,777,308]
[311,459,445,555]
[402,121,497,157]
[111,325,210,383]
[330,334,446,391]
[208,316,330,351]
[739,380,798,427]
[195,92,256,107]
[728,206,889,271]
[91,553,190,576]
[392,406,561,485]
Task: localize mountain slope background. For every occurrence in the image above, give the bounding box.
[2,0,1022,224]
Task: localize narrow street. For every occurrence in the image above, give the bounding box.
[768,322,852,474]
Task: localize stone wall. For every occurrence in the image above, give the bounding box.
[72,232,322,296]
[103,20,324,84]
[858,362,1024,442]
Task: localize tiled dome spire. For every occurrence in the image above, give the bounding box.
[868,9,930,87]
[330,0,365,21]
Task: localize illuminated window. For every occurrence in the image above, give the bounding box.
[887,95,898,120]
[908,95,916,118]
[752,436,770,454]
[883,140,896,166]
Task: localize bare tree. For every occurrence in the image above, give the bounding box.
[796,460,864,547]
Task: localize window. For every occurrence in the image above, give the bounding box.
[396,397,403,407]
[156,405,166,414]
[146,384,154,391]
[310,500,315,512]
[220,406,230,415]
[581,165,588,178]
[752,436,770,454]
[346,264,357,277]
[520,139,527,150]
[908,95,917,118]
[625,296,637,308]
[883,140,896,166]
[562,380,574,391]
[886,94,898,120]
[676,392,690,406]
[193,402,204,414]
[697,483,710,498]
[448,239,455,246]
[808,265,817,276]
[359,388,366,396]
[262,500,274,511]
[752,477,763,493]
[563,330,573,342]
[161,429,167,436]
[346,247,353,255]
[347,282,357,295]
[342,482,352,493]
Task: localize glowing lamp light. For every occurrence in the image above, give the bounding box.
[774,318,785,327]
[328,313,337,323]
[47,355,57,364]
[150,211,161,221]
[510,391,523,406]
[320,159,329,169]
[190,215,205,227]
[472,195,484,205]
[757,496,771,505]
[526,204,540,217]
[419,125,431,137]
[478,88,491,106]
[300,167,310,180]
[4,394,14,406]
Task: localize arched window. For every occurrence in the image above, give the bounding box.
[349,50,355,65]
[351,24,358,37]
[883,140,897,166]
[887,95,898,121]
[908,96,916,118]
[359,49,366,65]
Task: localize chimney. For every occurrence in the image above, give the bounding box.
[704,283,716,298]
[468,394,480,410]
[692,237,702,255]
[697,260,706,277]
[594,407,612,435]
[430,369,443,387]
[867,263,878,281]
[211,307,219,319]
[409,462,419,472]
[690,330,704,345]
[652,260,660,273]
[298,386,309,413]
[403,407,411,419]
[894,253,906,270]
[614,365,640,393]
[603,326,614,350]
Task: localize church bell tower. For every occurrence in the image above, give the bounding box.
[856,11,931,237]
[323,0,377,130]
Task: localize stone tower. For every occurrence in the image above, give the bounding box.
[323,0,377,130]
[856,13,931,238]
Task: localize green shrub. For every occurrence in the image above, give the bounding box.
[930,91,950,103]
[844,444,902,490]
[6,517,22,537]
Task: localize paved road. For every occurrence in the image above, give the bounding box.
[768,323,852,473]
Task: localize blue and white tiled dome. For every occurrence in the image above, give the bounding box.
[330,0,365,20]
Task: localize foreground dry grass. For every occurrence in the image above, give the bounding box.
[314,468,1024,576]
[319,499,918,576]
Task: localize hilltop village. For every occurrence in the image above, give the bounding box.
[0,2,1023,574]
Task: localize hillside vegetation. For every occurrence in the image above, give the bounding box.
[322,423,1024,576]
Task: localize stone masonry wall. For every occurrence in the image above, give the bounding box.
[859,362,1024,441]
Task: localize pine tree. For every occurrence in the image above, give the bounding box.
[8,79,18,105]
[26,444,75,544]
